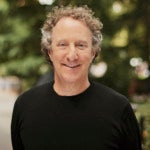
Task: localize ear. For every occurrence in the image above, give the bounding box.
[48,49,53,62]
[91,49,97,60]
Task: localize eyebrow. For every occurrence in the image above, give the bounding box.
[76,40,88,43]
[75,40,89,46]
[55,39,89,43]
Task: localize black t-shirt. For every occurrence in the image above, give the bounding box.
[11,81,142,150]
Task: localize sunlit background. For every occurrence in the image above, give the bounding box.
[0,0,149,150]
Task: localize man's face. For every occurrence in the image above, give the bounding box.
[48,17,95,84]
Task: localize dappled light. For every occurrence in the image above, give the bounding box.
[0,0,149,149]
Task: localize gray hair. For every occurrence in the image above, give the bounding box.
[41,5,103,63]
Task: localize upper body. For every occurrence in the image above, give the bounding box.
[11,81,141,150]
[11,5,142,150]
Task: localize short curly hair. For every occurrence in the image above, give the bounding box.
[41,5,103,63]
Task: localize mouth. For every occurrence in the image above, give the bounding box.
[63,64,80,69]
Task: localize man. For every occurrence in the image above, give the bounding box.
[11,5,142,150]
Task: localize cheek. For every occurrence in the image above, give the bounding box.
[48,50,58,63]
[82,55,94,65]
[50,54,63,65]
[88,52,95,61]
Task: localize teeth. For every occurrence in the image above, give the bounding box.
[64,64,79,68]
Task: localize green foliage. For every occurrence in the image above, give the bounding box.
[0,1,149,148]
[0,0,47,88]
[0,0,149,93]
[136,102,150,150]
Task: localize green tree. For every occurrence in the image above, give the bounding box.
[0,0,48,88]
[0,0,149,94]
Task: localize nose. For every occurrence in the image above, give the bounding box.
[67,45,78,61]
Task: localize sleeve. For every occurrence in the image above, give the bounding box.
[11,97,24,150]
[120,102,142,150]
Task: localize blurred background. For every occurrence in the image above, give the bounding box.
[0,0,149,149]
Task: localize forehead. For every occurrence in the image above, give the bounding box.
[51,17,92,41]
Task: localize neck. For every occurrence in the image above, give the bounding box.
[53,79,90,96]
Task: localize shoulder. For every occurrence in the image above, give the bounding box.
[21,82,51,97]
[90,82,135,120]
[91,81,130,107]
[91,81,126,98]
[14,82,52,107]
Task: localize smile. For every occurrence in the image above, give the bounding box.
[63,64,80,68]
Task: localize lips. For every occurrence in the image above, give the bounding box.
[63,64,80,68]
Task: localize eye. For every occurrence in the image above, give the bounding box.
[57,42,68,49]
[56,40,68,49]
[57,42,68,50]
[76,43,87,50]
